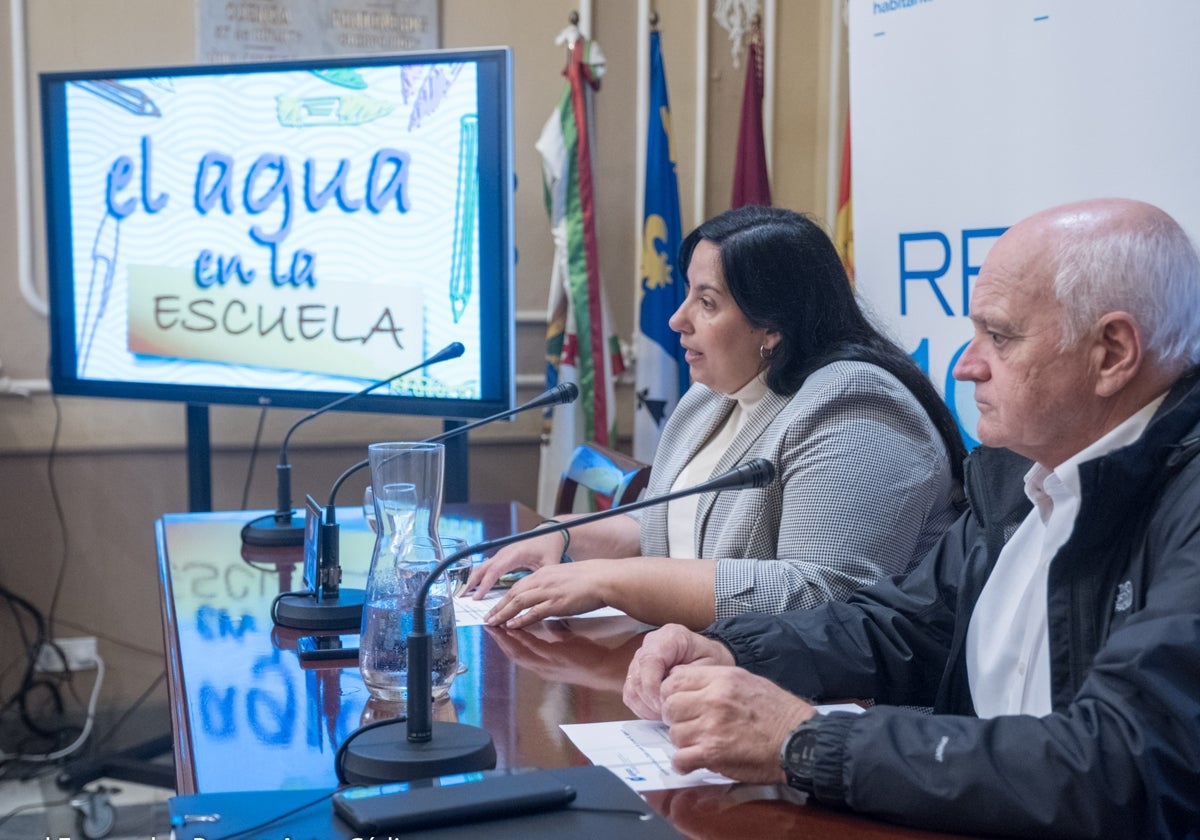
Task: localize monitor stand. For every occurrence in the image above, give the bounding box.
[183,404,471,514]
[186,403,212,512]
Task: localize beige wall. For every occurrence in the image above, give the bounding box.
[0,1,844,711]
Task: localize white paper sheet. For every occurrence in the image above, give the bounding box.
[561,703,865,792]
[454,589,625,627]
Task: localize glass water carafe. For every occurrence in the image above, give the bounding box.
[359,442,459,702]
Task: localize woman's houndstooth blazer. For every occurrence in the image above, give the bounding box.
[636,360,961,618]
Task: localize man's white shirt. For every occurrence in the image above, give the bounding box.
[967,396,1164,717]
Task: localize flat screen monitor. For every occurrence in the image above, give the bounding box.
[40,47,514,419]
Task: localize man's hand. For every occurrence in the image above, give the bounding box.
[622,624,735,719]
[657,664,815,783]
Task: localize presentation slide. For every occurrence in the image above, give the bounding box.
[58,60,486,400]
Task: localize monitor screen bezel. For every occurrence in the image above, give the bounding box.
[39,46,515,420]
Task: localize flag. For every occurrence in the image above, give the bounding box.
[731,35,771,208]
[834,112,855,287]
[634,29,689,464]
[535,35,625,515]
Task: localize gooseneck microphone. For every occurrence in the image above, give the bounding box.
[242,342,466,548]
[337,457,777,785]
[271,383,580,632]
[324,382,580,520]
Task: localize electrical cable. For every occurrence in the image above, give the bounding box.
[334,714,407,785]
[269,589,315,624]
[0,584,66,740]
[0,589,37,704]
[0,655,105,763]
[2,585,35,654]
[2,382,170,765]
[43,389,70,633]
[16,679,66,739]
[240,406,269,510]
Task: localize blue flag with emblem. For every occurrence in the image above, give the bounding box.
[633,28,689,463]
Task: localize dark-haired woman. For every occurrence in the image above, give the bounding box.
[465,206,966,631]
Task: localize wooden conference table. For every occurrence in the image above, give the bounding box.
[156,505,972,839]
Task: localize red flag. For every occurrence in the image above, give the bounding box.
[731,38,771,208]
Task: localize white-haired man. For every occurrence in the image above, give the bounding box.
[623,198,1200,837]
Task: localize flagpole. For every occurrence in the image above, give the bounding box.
[693,0,708,225]
[577,0,592,37]
[826,0,846,226]
[763,0,777,181]
[635,0,650,299]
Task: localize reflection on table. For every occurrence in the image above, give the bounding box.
[157,504,975,839]
[157,503,627,792]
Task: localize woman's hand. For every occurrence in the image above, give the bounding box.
[481,557,721,631]
[465,513,642,600]
[483,561,612,628]
[485,621,644,692]
[462,530,565,597]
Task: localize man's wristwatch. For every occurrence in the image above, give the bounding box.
[780,718,821,794]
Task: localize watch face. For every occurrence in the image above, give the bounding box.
[784,722,820,778]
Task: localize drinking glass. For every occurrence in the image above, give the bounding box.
[359,535,460,703]
[438,536,473,597]
[438,537,474,676]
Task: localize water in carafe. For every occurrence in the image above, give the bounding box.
[360,442,458,703]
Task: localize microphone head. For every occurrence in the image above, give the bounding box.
[691,457,776,495]
[742,458,775,488]
[521,382,580,411]
[430,341,466,363]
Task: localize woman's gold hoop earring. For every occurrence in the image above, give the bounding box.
[760,344,774,361]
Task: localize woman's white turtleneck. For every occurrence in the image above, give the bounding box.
[666,373,771,557]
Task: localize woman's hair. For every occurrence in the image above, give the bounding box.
[679,205,966,488]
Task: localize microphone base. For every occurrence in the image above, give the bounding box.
[340,721,497,785]
[242,512,305,547]
[273,589,365,632]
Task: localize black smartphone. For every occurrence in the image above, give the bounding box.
[332,768,576,833]
[297,633,359,663]
[302,494,323,593]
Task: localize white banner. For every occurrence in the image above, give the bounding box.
[849,0,1200,445]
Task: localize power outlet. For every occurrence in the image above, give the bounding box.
[34,636,99,672]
